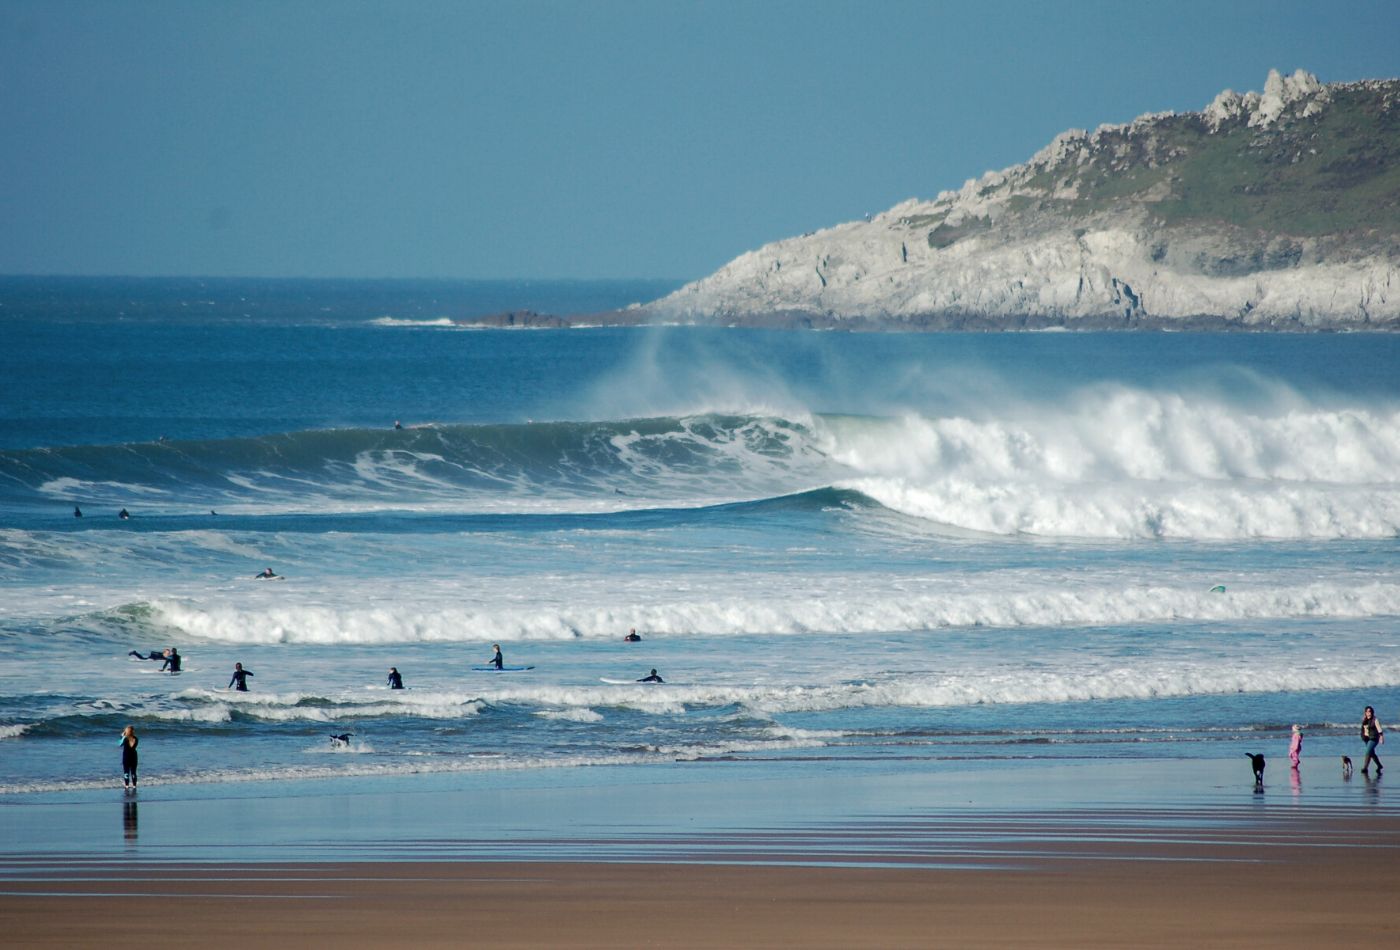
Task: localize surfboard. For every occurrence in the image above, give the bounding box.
[1209,584,1227,593]
[471,665,534,672]
[600,677,663,685]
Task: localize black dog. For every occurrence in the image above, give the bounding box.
[1246,752,1266,784]
[329,733,354,747]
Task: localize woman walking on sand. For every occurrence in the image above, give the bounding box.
[119,725,139,790]
[1361,706,1384,775]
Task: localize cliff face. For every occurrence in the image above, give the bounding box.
[647,70,1400,330]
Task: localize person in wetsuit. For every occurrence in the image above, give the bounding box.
[161,648,181,673]
[120,725,139,789]
[254,567,278,579]
[228,662,253,691]
[638,669,664,683]
[489,644,504,670]
[388,667,404,689]
[623,628,641,642]
[128,650,163,660]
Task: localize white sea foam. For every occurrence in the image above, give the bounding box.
[819,399,1400,539]
[139,579,1400,644]
[535,708,604,723]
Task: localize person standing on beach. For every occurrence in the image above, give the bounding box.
[228,662,254,691]
[1289,724,1302,768]
[489,644,504,670]
[119,725,138,789]
[1361,706,1384,774]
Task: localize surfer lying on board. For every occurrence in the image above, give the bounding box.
[638,669,664,683]
[489,644,504,670]
[128,650,164,660]
[254,567,279,579]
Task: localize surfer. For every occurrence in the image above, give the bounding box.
[160,648,181,673]
[119,725,138,790]
[254,567,278,580]
[228,662,253,691]
[623,629,641,642]
[74,506,82,518]
[394,420,403,430]
[119,508,129,520]
[128,650,163,660]
[637,669,664,683]
[388,667,404,689]
[488,644,504,670]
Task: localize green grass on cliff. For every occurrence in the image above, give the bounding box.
[1036,84,1400,237]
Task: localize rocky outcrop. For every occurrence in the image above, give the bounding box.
[643,70,1400,330]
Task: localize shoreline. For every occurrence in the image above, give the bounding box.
[6,811,1399,948]
[6,753,1399,946]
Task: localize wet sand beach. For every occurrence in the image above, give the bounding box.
[5,813,1400,949]
[4,759,1399,947]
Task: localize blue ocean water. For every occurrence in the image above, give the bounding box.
[2,277,1398,794]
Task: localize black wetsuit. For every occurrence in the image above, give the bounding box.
[388,670,403,689]
[129,651,163,660]
[161,651,181,672]
[638,673,664,683]
[121,735,138,786]
[490,650,503,670]
[228,668,253,691]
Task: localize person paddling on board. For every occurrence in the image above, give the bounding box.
[254,567,278,580]
[488,644,504,670]
[129,650,163,660]
[228,662,253,691]
[623,628,641,642]
[119,508,129,520]
[388,667,403,689]
[638,668,664,683]
[161,647,181,673]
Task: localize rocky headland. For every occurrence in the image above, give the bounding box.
[630,70,1398,331]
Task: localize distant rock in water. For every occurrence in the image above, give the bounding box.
[457,310,570,328]
[643,69,1400,330]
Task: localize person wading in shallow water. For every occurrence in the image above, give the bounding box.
[228,662,254,691]
[120,725,139,790]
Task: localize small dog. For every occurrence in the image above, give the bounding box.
[1342,755,1354,777]
[329,733,354,747]
[1246,752,1266,785]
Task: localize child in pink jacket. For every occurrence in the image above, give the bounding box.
[1289,723,1303,768]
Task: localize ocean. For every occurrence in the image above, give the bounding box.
[2,276,1399,798]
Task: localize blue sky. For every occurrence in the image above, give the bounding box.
[2,0,1397,281]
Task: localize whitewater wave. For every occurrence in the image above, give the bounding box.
[105,579,1400,644]
[3,390,1398,539]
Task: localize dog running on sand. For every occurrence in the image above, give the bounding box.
[1245,753,1266,785]
[1342,755,1354,777]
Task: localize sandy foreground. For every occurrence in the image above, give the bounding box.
[6,812,1400,949]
